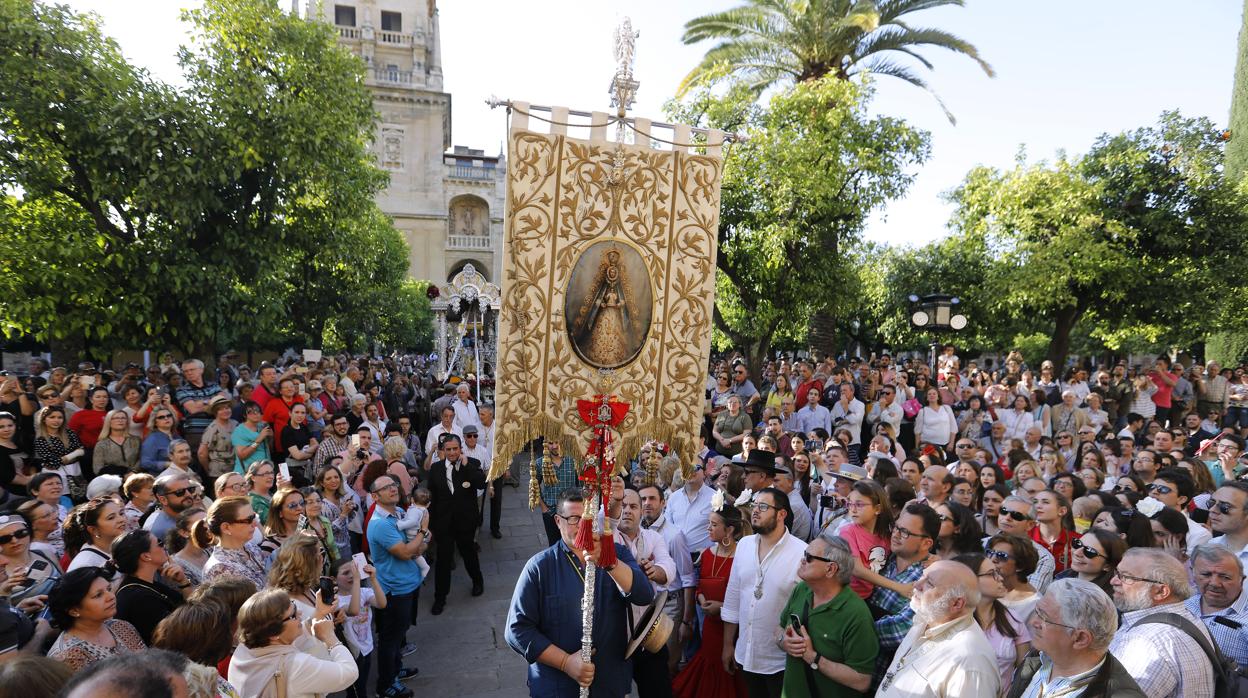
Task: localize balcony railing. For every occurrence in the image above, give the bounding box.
[337,26,361,40]
[447,234,493,251]
[371,68,414,86]
[446,164,495,181]
[378,30,411,46]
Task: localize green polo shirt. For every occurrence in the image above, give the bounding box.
[780,582,878,698]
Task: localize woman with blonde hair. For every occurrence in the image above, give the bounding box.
[92,409,141,476]
[380,436,413,495]
[267,535,329,620]
[34,405,85,496]
[228,588,357,698]
[140,405,180,474]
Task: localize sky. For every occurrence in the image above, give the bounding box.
[57,0,1245,247]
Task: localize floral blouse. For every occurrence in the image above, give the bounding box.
[48,619,146,671]
[203,542,268,589]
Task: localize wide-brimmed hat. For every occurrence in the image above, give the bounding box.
[625,589,672,659]
[742,449,782,475]
[831,463,868,482]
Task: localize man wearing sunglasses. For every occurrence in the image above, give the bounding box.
[993,496,1056,593]
[1209,481,1248,568]
[1107,548,1215,698]
[142,473,195,543]
[1149,469,1211,554]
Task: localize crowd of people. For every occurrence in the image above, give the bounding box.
[506,350,1248,698]
[0,351,502,698]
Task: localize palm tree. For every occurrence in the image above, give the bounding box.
[679,0,994,123]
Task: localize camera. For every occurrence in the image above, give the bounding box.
[356,449,368,460]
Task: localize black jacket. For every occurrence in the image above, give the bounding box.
[427,456,486,533]
[1006,650,1147,698]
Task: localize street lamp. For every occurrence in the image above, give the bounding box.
[907,293,967,375]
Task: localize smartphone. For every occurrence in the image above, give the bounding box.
[318,577,337,605]
[352,552,369,580]
[350,434,360,449]
[79,376,93,389]
[789,613,802,630]
[26,560,49,575]
[279,462,290,481]
[805,439,820,451]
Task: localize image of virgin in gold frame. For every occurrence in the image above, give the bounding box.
[564,239,654,369]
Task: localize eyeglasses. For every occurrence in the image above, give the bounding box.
[977,568,1003,581]
[753,501,776,513]
[156,414,173,420]
[226,482,248,492]
[846,501,872,510]
[1032,606,1076,631]
[231,514,257,525]
[1000,509,1032,522]
[984,548,1013,562]
[285,604,299,622]
[1147,483,1174,495]
[555,514,582,526]
[803,551,832,564]
[0,528,31,545]
[370,482,398,494]
[893,525,929,541]
[255,470,274,478]
[1113,570,1167,586]
[1071,538,1102,559]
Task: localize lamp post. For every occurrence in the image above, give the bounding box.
[907,293,967,377]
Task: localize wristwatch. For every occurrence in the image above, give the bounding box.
[808,653,821,671]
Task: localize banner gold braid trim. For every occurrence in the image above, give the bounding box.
[489,112,722,482]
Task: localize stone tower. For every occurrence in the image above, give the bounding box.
[318,0,505,285]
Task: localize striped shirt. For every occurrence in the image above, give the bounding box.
[1108,602,1215,698]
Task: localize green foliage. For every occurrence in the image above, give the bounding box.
[678,0,993,122]
[942,111,1248,365]
[1228,0,1248,183]
[668,76,929,370]
[1209,331,1248,366]
[0,0,415,355]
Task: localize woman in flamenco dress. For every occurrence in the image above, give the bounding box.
[673,498,747,698]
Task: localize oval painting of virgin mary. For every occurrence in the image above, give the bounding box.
[564,241,654,369]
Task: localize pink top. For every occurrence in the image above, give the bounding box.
[984,608,1031,689]
[840,522,890,599]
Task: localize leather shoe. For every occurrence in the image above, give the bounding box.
[471,583,484,597]
[491,529,502,539]
[431,600,446,615]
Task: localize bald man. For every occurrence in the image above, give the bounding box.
[877,561,1000,697]
[918,465,951,507]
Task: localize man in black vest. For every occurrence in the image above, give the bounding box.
[428,433,486,615]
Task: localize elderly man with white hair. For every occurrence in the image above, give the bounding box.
[1185,543,1248,668]
[1107,547,1216,698]
[451,383,481,432]
[1006,578,1145,698]
[877,560,1000,697]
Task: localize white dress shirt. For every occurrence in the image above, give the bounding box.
[868,401,903,437]
[620,527,678,594]
[645,516,694,591]
[878,612,1001,698]
[424,423,463,460]
[830,398,865,444]
[720,532,805,675]
[666,483,715,552]
[452,397,481,432]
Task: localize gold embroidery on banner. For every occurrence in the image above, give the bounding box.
[490,126,722,481]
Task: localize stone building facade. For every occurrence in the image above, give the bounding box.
[317,0,505,285]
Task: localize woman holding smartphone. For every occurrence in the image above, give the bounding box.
[0,513,61,597]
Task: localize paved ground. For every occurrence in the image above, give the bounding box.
[400,466,544,698]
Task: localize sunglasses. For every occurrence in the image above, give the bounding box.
[285,501,305,510]
[803,551,832,564]
[231,514,257,525]
[1112,484,1136,494]
[156,414,173,420]
[984,549,1013,562]
[1147,483,1173,495]
[1000,509,1032,522]
[0,528,31,545]
[1208,499,1241,515]
[1071,538,1102,559]
[165,486,193,498]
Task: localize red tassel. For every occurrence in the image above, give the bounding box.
[597,531,617,569]
[574,516,595,552]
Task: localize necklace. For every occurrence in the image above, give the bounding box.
[754,535,787,600]
[565,550,586,585]
[709,541,735,579]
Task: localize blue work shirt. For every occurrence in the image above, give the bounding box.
[506,540,655,698]
[367,505,423,595]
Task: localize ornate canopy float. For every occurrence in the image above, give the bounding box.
[430,263,501,402]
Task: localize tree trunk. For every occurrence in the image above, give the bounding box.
[1046,304,1084,368]
[807,310,838,360]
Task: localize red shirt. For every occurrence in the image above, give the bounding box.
[261,395,304,454]
[795,378,824,411]
[1030,526,1073,573]
[252,383,278,412]
[68,408,107,449]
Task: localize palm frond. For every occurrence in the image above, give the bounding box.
[682,6,776,43]
[850,56,957,123]
[677,39,802,96]
[876,0,966,24]
[853,26,995,77]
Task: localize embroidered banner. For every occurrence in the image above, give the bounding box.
[489,104,724,479]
